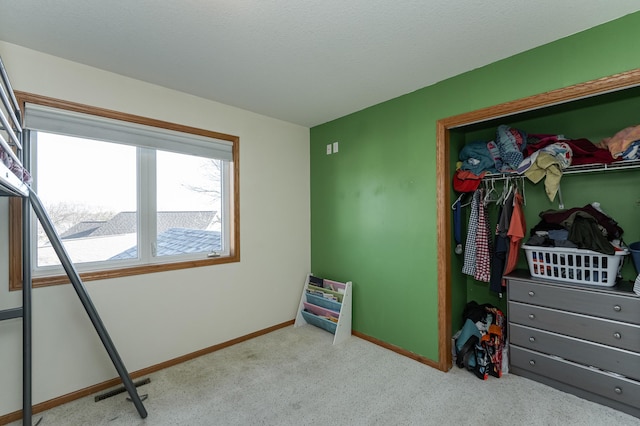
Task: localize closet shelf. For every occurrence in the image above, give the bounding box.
[563,159,640,175]
[479,159,640,182]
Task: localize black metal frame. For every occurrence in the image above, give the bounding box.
[29,189,148,419]
[0,54,147,424]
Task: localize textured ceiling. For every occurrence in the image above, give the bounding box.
[1,1,639,127]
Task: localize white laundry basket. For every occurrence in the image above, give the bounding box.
[522,244,628,287]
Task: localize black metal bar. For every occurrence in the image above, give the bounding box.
[22,194,32,425]
[0,55,22,151]
[94,378,151,402]
[0,55,20,113]
[28,189,148,419]
[0,73,22,137]
[0,96,21,150]
[0,307,23,321]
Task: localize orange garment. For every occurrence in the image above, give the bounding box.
[504,191,526,276]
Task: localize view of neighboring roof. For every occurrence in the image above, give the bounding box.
[60,211,217,239]
[59,221,106,239]
[110,228,222,259]
[57,210,222,260]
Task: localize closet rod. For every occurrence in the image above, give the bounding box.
[481,174,523,182]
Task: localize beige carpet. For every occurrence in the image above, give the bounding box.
[11,325,640,426]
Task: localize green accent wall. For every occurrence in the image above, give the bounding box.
[310,12,640,362]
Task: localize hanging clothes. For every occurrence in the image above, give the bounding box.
[474,195,492,282]
[503,191,526,283]
[453,198,463,255]
[462,190,481,276]
[490,190,515,293]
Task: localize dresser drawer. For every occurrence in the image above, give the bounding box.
[509,323,640,381]
[511,345,640,410]
[508,278,640,325]
[509,301,640,352]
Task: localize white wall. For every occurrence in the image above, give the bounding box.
[0,41,310,415]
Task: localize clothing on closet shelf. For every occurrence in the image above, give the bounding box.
[496,124,527,171]
[455,126,624,190]
[486,140,503,171]
[524,135,616,166]
[453,169,485,193]
[598,125,640,159]
[620,140,640,160]
[519,142,572,202]
[459,141,499,175]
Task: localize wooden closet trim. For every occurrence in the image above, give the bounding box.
[436,68,640,371]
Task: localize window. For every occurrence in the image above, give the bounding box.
[10,93,239,289]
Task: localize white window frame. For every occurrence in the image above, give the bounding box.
[9,93,239,289]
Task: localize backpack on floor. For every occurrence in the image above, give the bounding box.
[454,301,506,380]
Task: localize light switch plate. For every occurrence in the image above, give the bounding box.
[333,141,339,153]
[326,144,332,155]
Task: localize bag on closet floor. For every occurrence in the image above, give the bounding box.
[454,301,506,380]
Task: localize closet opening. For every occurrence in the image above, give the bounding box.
[435,68,640,371]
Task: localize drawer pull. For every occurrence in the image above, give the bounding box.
[614,387,623,395]
[528,291,535,297]
[528,314,535,320]
[613,332,622,339]
[613,305,622,312]
[529,360,536,366]
[529,337,536,343]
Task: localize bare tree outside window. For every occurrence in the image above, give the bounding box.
[180,158,223,228]
[38,201,115,244]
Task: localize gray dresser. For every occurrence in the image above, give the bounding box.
[506,270,640,418]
